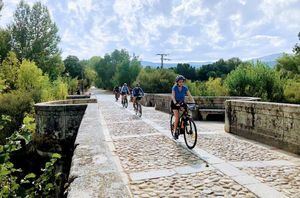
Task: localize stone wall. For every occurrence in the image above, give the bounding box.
[225,100,300,154]
[67,95,91,100]
[34,98,97,142]
[140,93,260,120]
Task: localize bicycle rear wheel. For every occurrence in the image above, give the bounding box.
[184,119,197,149]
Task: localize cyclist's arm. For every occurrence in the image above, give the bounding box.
[171,90,177,104]
[187,90,195,103]
[139,88,144,96]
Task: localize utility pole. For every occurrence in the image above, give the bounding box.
[156,53,171,68]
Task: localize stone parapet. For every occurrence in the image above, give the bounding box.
[67,95,91,100]
[225,100,300,154]
[34,98,97,141]
[140,94,260,120]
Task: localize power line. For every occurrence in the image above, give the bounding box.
[156,53,171,68]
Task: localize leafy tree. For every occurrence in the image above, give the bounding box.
[276,53,300,79]
[0,90,33,140]
[225,62,283,101]
[0,52,20,92]
[0,29,11,62]
[52,77,68,100]
[17,59,50,102]
[10,1,63,79]
[0,0,3,13]
[205,78,228,96]
[135,68,177,93]
[175,63,197,81]
[63,55,82,79]
[293,32,300,54]
[95,49,135,89]
[83,67,97,88]
[283,78,300,103]
[197,58,242,81]
[185,80,207,96]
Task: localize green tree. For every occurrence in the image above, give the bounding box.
[293,32,300,54]
[283,78,300,103]
[52,77,68,100]
[175,63,197,81]
[0,51,20,92]
[205,77,228,96]
[197,58,242,81]
[17,59,50,102]
[135,68,177,93]
[0,29,11,62]
[225,62,283,101]
[95,49,132,89]
[63,55,82,79]
[276,53,300,79]
[10,1,63,79]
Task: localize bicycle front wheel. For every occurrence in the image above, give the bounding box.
[184,119,197,149]
[124,98,128,108]
[138,103,142,117]
[170,114,176,138]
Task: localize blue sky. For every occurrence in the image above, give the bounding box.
[1,0,300,62]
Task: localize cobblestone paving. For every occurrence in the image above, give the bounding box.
[106,122,159,137]
[242,166,300,198]
[196,134,288,161]
[113,135,203,172]
[130,170,257,198]
[96,93,300,198]
[103,113,141,123]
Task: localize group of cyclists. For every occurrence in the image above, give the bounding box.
[113,82,145,109]
[113,75,197,146]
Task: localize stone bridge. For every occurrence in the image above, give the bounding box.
[52,89,300,198]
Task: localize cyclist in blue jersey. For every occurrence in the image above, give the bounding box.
[171,75,195,139]
[120,83,130,101]
[132,83,144,108]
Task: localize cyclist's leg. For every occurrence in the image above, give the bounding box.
[173,109,179,132]
[132,96,137,109]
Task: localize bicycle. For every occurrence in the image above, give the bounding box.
[121,95,128,108]
[170,102,197,149]
[114,92,120,101]
[133,95,143,117]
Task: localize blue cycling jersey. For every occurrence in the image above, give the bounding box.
[172,85,188,102]
[133,87,144,97]
[121,86,129,93]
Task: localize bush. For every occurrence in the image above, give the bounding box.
[65,77,78,95]
[0,91,33,142]
[0,52,20,92]
[185,80,206,96]
[52,77,68,100]
[225,62,284,101]
[205,78,228,96]
[135,68,177,93]
[283,78,300,103]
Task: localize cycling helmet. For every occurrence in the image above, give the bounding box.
[123,83,127,86]
[175,75,186,83]
[136,83,140,87]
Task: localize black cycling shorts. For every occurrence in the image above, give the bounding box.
[171,101,187,111]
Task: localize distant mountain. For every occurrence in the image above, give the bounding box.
[140,61,212,68]
[141,53,285,68]
[249,53,285,67]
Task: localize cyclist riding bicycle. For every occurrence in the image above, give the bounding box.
[171,75,195,139]
[132,83,144,109]
[120,83,130,101]
[113,85,120,101]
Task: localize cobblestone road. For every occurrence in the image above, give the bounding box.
[96,91,300,198]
